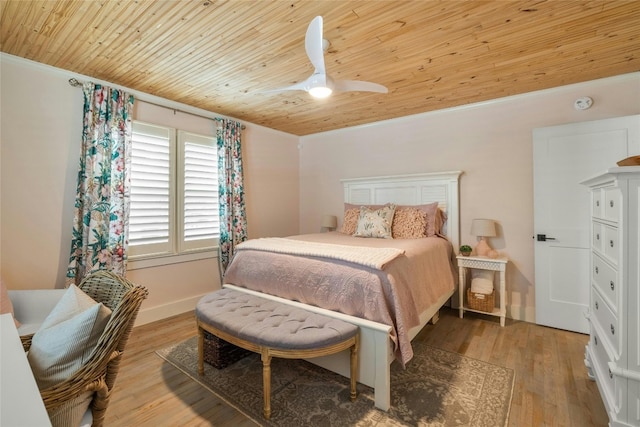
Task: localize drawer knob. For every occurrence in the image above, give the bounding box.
[610,240,614,248]
[596,233,600,241]
[611,324,615,335]
[595,301,599,310]
[594,336,598,345]
[610,200,614,208]
[595,266,599,274]
[596,200,600,207]
[609,368,613,379]
[610,281,615,291]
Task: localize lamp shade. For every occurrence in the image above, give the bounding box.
[471,219,496,237]
[322,215,338,229]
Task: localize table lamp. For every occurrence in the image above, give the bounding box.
[322,215,338,231]
[471,218,497,257]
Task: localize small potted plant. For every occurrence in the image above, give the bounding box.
[459,245,472,256]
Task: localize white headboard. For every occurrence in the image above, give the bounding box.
[341,171,462,247]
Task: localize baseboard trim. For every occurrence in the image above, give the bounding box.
[507,304,536,324]
[134,294,208,326]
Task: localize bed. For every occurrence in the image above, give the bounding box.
[222,171,462,411]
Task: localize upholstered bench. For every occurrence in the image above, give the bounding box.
[195,288,359,419]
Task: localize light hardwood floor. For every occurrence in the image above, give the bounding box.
[105,308,609,426]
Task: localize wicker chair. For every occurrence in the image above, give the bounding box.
[20,270,148,427]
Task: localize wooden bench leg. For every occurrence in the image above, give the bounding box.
[350,335,359,401]
[197,327,204,376]
[261,348,272,419]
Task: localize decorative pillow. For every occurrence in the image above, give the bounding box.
[339,208,360,235]
[392,207,428,239]
[421,202,447,237]
[1,278,20,327]
[342,202,446,237]
[354,204,397,238]
[28,284,112,389]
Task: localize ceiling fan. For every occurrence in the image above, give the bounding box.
[263,16,388,98]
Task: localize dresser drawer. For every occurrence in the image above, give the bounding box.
[589,332,617,410]
[592,188,605,219]
[591,287,620,355]
[592,222,604,253]
[603,187,621,223]
[603,224,620,266]
[627,379,640,427]
[592,253,619,312]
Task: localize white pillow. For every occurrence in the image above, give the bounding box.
[28,284,112,389]
[354,204,397,238]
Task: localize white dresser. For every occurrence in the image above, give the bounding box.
[581,166,640,427]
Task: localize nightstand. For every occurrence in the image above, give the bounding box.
[456,255,508,326]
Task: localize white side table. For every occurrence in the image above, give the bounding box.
[456,255,508,327]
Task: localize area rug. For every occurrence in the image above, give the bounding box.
[156,337,514,426]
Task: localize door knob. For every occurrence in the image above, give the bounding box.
[535,234,556,242]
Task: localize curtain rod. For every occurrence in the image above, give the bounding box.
[68,78,245,129]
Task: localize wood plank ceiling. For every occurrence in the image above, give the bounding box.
[1,1,639,136]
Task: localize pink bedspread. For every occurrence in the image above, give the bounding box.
[223,232,456,366]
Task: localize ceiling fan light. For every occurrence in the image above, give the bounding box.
[309,86,332,98]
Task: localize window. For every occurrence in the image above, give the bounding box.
[129,121,218,259]
[178,131,219,251]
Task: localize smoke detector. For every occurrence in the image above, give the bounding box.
[574,96,593,110]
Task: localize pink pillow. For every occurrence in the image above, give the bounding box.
[421,202,447,237]
[392,207,428,239]
[339,208,360,235]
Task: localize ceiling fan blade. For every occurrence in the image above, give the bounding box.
[258,74,318,94]
[305,16,326,74]
[333,79,388,94]
[258,82,309,94]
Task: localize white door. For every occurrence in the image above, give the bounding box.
[533,115,640,333]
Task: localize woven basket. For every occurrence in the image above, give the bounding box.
[467,288,495,313]
[203,331,252,369]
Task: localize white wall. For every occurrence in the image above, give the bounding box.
[0,54,300,324]
[298,72,640,322]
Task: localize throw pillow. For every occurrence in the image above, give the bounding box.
[419,202,446,237]
[392,207,428,238]
[28,284,112,389]
[354,204,396,238]
[343,202,446,237]
[339,208,360,235]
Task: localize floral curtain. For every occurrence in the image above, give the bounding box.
[217,119,248,272]
[66,82,134,285]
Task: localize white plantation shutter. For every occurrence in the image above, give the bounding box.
[179,131,218,251]
[128,122,219,259]
[129,122,174,256]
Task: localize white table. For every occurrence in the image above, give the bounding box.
[0,313,51,426]
[456,255,508,327]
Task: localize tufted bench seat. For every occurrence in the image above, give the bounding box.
[195,288,359,419]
